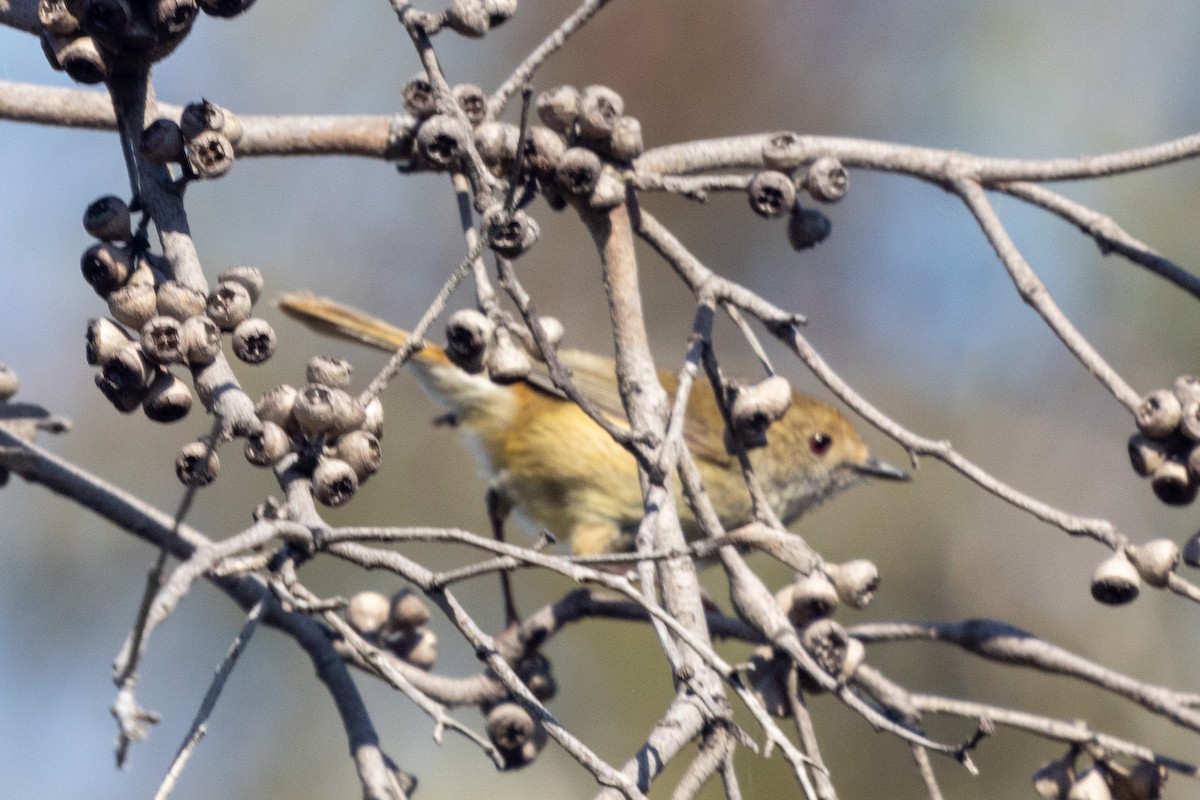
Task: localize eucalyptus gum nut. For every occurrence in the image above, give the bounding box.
[389,589,432,630]
[776,572,838,627]
[1126,539,1179,588]
[747,171,796,218]
[416,114,471,169]
[306,355,353,389]
[255,384,298,428]
[346,591,390,637]
[535,85,579,134]
[80,241,131,296]
[244,421,290,466]
[231,318,276,364]
[336,430,382,480]
[180,315,221,365]
[142,371,192,423]
[393,628,437,669]
[312,457,358,507]
[445,309,492,373]
[175,440,219,487]
[1150,459,1196,506]
[486,333,532,384]
[185,130,234,179]
[827,559,881,609]
[1090,551,1140,605]
[0,363,18,402]
[86,317,133,366]
[206,281,253,331]
[575,84,624,141]
[83,195,132,242]
[1135,389,1182,440]
[216,266,263,305]
[1127,433,1167,478]
[803,156,849,202]
[731,376,792,437]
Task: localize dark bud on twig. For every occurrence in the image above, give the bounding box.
[185,130,234,179]
[1150,459,1196,506]
[216,266,263,305]
[306,356,352,389]
[206,281,253,331]
[451,83,487,126]
[482,205,540,259]
[747,171,797,219]
[1127,433,1168,478]
[787,204,831,251]
[575,85,624,142]
[139,315,184,364]
[761,131,803,171]
[81,242,132,296]
[555,147,602,196]
[535,85,579,135]
[346,591,390,637]
[776,573,839,627]
[416,114,471,170]
[139,118,185,164]
[336,430,382,481]
[155,280,206,321]
[802,156,848,203]
[142,370,192,423]
[230,318,276,364]
[445,309,493,374]
[1126,539,1179,588]
[196,0,255,17]
[38,0,80,35]
[83,196,132,242]
[312,457,358,507]
[1135,389,1181,440]
[401,73,437,120]
[0,363,18,402]
[85,317,133,366]
[243,421,290,466]
[474,121,519,176]
[176,440,219,486]
[1091,551,1141,605]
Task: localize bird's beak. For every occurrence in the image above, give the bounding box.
[855,457,910,481]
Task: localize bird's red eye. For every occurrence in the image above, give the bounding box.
[809,432,832,455]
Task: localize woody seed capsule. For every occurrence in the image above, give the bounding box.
[452,83,487,126]
[575,85,624,142]
[444,0,491,37]
[231,318,276,364]
[826,559,880,609]
[185,130,234,179]
[1127,433,1168,478]
[179,314,221,365]
[400,74,437,120]
[389,589,432,630]
[336,430,382,480]
[1179,399,1200,441]
[446,309,493,374]
[139,118,185,164]
[50,34,108,84]
[1150,459,1196,506]
[800,618,854,681]
[362,396,384,438]
[142,370,192,423]
[216,266,263,305]
[0,363,18,402]
[107,281,158,329]
[776,572,839,627]
[346,591,390,637]
[606,115,643,161]
[196,0,256,18]
[80,242,131,296]
[731,376,792,445]
[292,383,340,437]
[416,114,471,170]
[306,355,353,389]
[536,85,580,135]
[85,317,134,366]
[483,0,516,24]
[180,99,227,140]
[312,456,358,507]
[38,0,80,35]
[761,131,803,171]
[255,384,298,427]
[1135,389,1182,440]
[139,315,184,364]
[394,628,438,669]
[1173,374,1200,405]
[486,701,535,753]
[1126,538,1180,588]
[1090,551,1141,605]
[83,195,132,242]
[486,331,532,384]
[518,125,566,180]
[81,0,132,37]
[803,156,849,203]
[474,121,519,175]
[175,440,219,487]
[747,171,797,219]
[206,281,252,331]
[147,0,198,38]
[244,420,290,466]
[100,343,150,394]
[483,205,539,258]
[1066,768,1112,800]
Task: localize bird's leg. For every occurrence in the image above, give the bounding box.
[485,478,520,628]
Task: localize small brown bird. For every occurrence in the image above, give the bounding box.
[278,293,908,564]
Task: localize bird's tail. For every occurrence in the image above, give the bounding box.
[277,292,452,367]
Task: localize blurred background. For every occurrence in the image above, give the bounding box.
[3,1,1200,797]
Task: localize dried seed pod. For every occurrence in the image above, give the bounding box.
[147,0,197,38]
[1150,459,1196,506]
[1126,539,1180,588]
[393,628,438,669]
[606,115,643,161]
[483,205,540,258]
[293,384,361,437]
[39,0,81,35]
[416,114,471,170]
[747,171,797,219]
[517,653,557,702]
[575,84,624,142]
[256,384,298,428]
[142,370,192,423]
[83,195,132,242]
[346,591,390,637]
[451,83,486,125]
[1178,399,1200,441]
[49,33,108,84]
[1135,389,1182,440]
[486,330,532,384]
[336,430,382,480]
[474,120,519,175]
[1185,531,1200,569]
[746,647,790,717]
[180,99,228,140]
[826,559,880,609]
[196,0,256,17]
[107,281,158,329]
[444,0,491,37]
[139,315,184,364]
[390,589,432,630]
[787,204,831,250]
[362,396,384,438]
[213,268,262,308]
[1066,768,1112,800]
[176,440,219,487]
[95,370,145,412]
[536,85,580,135]
[483,0,516,25]
[81,0,132,36]
[230,317,276,364]
[445,309,493,373]
[85,317,133,366]
[179,314,221,365]
[244,421,290,466]
[730,376,792,446]
[511,315,563,355]
[100,343,149,393]
[800,618,854,681]
[400,73,437,119]
[185,130,234,179]
[312,456,358,506]
[1127,433,1168,478]
[206,281,252,331]
[554,147,602,196]
[803,156,849,202]
[486,701,546,768]
[80,242,131,296]
[518,125,566,179]
[1105,759,1165,800]
[139,118,185,164]
[305,355,353,389]
[0,363,18,402]
[1032,756,1076,800]
[762,131,803,171]
[1173,374,1200,405]
[1091,551,1141,605]
[776,572,839,627]
[587,168,626,210]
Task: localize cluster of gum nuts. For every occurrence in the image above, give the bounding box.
[241,357,384,507]
[82,195,276,424]
[1032,750,1166,800]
